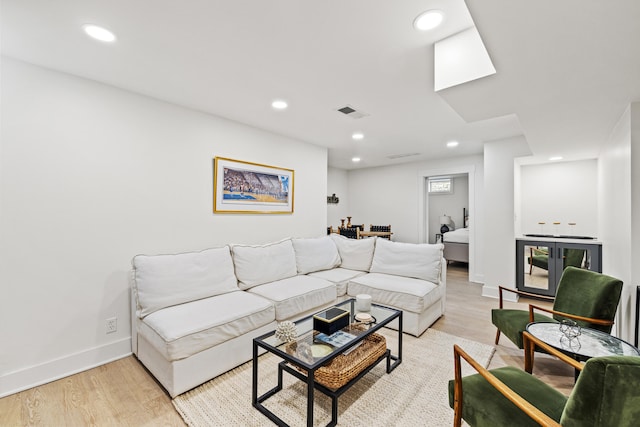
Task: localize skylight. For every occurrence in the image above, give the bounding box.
[434,27,496,91]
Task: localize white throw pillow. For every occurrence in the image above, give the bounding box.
[292,236,341,274]
[232,239,298,290]
[370,238,443,283]
[133,246,239,317]
[330,234,376,272]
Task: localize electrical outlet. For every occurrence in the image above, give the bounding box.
[106,317,117,334]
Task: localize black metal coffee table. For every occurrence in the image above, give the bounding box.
[252,299,402,427]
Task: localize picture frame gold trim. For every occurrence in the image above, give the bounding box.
[213,157,294,214]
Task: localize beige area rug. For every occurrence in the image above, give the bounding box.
[173,329,495,426]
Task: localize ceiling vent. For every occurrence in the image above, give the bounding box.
[336,105,369,119]
[387,153,421,160]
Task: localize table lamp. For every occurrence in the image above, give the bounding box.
[440,215,451,234]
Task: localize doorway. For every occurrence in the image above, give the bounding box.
[418,165,476,282]
[427,174,469,244]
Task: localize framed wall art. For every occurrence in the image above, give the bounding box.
[213,157,294,214]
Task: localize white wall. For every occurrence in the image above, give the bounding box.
[520,160,598,237]
[327,167,349,229]
[0,58,328,396]
[347,163,422,243]
[514,163,523,237]
[598,102,640,342]
[482,136,531,298]
[346,155,484,283]
[632,103,640,343]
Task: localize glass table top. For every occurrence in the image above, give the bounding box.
[254,299,400,369]
[526,321,640,359]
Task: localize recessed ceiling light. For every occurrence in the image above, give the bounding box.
[271,100,288,110]
[352,132,364,140]
[82,24,116,42]
[447,141,459,148]
[352,157,361,163]
[413,10,444,31]
[549,156,563,161]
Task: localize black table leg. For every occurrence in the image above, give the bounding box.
[306,368,315,427]
[252,341,258,405]
[330,395,338,427]
[388,311,403,372]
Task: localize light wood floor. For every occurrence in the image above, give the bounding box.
[0,264,574,426]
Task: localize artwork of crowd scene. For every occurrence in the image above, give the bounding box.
[222,167,289,204]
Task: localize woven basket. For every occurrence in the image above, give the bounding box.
[286,330,387,390]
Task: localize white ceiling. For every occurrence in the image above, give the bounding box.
[3,0,639,170]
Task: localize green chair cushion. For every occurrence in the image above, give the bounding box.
[562,249,585,268]
[448,366,567,427]
[561,356,640,427]
[491,309,554,348]
[553,267,623,334]
[529,254,549,270]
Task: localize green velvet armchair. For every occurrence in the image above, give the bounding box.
[449,331,640,426]
[492,266,622,350]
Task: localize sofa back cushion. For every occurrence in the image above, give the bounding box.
[132,246,239,317]
[370,238,443,283]
[292,236,341,274]
[232,239,298,290]
[330,234,376,271]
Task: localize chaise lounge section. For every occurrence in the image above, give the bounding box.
[347,238,447,335]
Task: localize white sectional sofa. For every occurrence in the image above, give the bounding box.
[130,235,446,397]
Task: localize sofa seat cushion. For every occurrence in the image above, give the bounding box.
[307,268,367,296]
[248,275,337,321]
[139,291,275,361]
[348,272,443,314]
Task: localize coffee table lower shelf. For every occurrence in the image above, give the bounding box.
[252,300,402,427]
[254,348,397,427]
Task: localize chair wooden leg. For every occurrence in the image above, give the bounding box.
[494,329,501,345]
[524,338,535,374]
[453,348,463,427]
[454,404,462,427]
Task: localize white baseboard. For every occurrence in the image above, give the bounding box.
[0,337,132,398]
[481,284,518,302]
[470,272,484,284]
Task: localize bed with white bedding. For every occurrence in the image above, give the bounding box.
[442,209,469,263]
[443,228,469,244]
